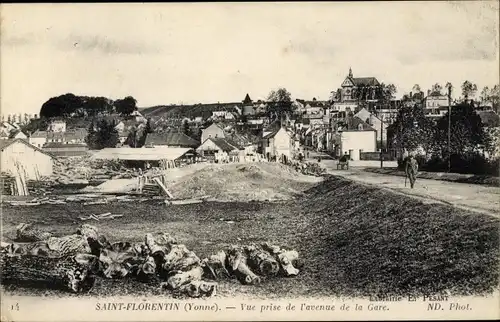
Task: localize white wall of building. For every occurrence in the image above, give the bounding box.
[29,137,47,148]
[1,141,53,179]
[264,128,292,159]
[340,130,376,160]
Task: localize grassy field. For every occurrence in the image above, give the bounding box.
[1,176,499,298]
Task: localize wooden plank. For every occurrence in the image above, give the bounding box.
[153,177,174,199]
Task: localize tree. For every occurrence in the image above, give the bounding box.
[114,96,137,115]
[85,119,119,150]
[40,93,84,118]
[480,86,490,104]
[480,84,500,111]
[431,83,443,94]
[182,119,192,137]
[387,103,435,157]
[432,102,490,157]
[461,80,478,100]
[85,97,111,117]
[412,84,421,93]
[266,88,293,124]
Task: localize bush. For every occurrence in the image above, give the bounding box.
[419,153,499,176]
[397,153,498,176]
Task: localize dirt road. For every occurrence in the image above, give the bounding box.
[309,151,500,216]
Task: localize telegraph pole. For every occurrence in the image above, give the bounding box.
[447,86,451,173]
[380,112,384,169]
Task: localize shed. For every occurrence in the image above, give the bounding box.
[0,139,55,180]
[91,147,196,169]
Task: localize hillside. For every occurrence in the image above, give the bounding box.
[140,102,241,119]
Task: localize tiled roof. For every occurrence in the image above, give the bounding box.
[209,138,241,152]
[348,116,376,131]
[43,142,88,148]
[0,139,54,157]
[30,130,48,138]
[145,132,200,147]
[350,77,380,86]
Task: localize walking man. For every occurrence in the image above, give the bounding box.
[405,154,419,189]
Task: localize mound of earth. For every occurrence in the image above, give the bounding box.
[168,162,322,201]
[296,175,500,297]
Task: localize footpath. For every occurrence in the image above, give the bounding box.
[305,151,500,216]
[363,167,500,187]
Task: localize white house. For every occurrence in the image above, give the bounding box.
[0,139,54,180]
[354,108,388,143]
[201,123,226,143]
[47,120,67,132]
[262,127,293,162]
[196,137,242,163]
[1,128,10,140]
[29,130,48,148]
[9,130,28,140]
[339,130,377,160]
[131,110,147,123]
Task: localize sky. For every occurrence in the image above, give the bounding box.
[1,1,499,115]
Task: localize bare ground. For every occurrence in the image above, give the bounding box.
[1,175,498,299]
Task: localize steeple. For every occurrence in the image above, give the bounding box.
[348,67,353,78]
[243,93,252,105]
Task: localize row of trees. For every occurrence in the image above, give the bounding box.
[40,94,138,118]
[387,98,497,174]
[85,118,153,150]
[414,81,499,108]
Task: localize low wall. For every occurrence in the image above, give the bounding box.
[360,151,395,161]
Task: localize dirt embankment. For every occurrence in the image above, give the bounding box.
[296,175,500,297]
[168,163,323,201]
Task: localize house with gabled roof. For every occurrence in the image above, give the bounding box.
[196,137,243,162]
[29,130,48,148]
[8,130,28,140]
[201,123,226,143]
[1,138,55,180]
[144,131,200,148]
[332,115,377,160]
[260,126,293,162]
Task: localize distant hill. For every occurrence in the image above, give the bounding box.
[140,102,242,119]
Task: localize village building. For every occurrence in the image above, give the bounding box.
[46,131,65,143]
[331,68,386,115]
[261,126,293,162]
[196,137,243,163]
[354,108,388,146]
[63,128,88,144]
[424,90,449,119]
[1,121,20,133]
[42,142,89,157]
[8,130,28,140]
[47,119,67,132]
[1,138,54,180]
[0,128,9,140]
[331,116,377,160]
[201,123,226,143]
[29,130,48,148]
[130,110,147,123]
[211,111,236,120]
[92,147,197,169]
[144,132,200,148]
